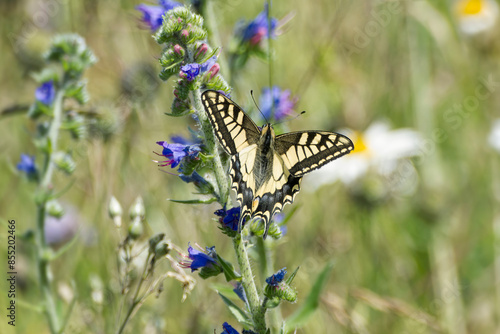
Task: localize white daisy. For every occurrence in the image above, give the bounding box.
[455,0,499,35]
[489,119,500,152]
[305,122,423,193]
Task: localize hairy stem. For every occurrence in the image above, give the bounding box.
[233,235,266,333]
[36,89,65,334]
[191,88,229,204]
[116,252,153,334]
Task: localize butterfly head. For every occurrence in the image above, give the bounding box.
[259,124,276,151]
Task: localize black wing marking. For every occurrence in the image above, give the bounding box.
[201,90,260,155]
[275,131,354,177]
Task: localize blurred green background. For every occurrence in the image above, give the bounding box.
[1,0,500,333]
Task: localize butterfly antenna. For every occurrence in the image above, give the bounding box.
[250,90,269,124]
[273,110,306,126]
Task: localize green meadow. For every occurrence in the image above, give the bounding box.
[1,0,499,333]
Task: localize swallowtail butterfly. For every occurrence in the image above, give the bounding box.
[202,90,354,239]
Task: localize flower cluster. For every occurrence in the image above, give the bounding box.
[230,4,287,70]
[240,6,277,46]
[153,7,230,115]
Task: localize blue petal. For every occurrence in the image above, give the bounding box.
[266,267,287,286]
[136,4,165,31]
[221,322,240,334]
[159,0,182,11]
[35,81,55,105]
[16,154,37,175]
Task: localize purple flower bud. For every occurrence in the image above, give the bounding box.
[207,63,220,80]
[173,44,184,56]
[195,43,209,58]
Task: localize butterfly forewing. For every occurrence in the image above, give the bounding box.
[276,131,354,177]
[201,91,260,155]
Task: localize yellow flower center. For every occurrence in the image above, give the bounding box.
[351,131,369,155]
[458,0,483,15]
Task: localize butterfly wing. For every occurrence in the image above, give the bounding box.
[201,90,260,155]
[201,90,262,232]
[275,131,354,177]
[249,131,353,238]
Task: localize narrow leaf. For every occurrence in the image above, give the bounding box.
[166,198,217,204]
[217,254,242,282]
[284,261,334,332]
[218,292,252,327]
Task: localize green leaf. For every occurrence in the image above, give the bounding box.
[218,292,252,327]
[286,266,300,285]
[166,198,217,204]
[284,261,334,333]
[217,254,241,282]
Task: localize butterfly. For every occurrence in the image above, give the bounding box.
[201,90,354,239]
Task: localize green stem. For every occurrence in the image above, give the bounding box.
[204,0,231,84]
[267,1,274,114]
[116,252,153,334]
[42,90,65,189]
[233,235,266,333]
[191,88,229,204]
[36,204,60,334]
[36,89,65,334]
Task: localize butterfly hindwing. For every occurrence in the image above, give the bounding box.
[275,131,354,177]
[201,90,260,155]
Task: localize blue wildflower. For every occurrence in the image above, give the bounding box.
[16,154,37,176]
[136,1,181,31]
[221,322,240,334]
[260,86,297,121]
[180,55,219,82]
[156,141,200,168]
[215,206,241,231]
[181,244,218,272]
[180,63,201,81]
[266,267,287,287]
[35,81,55,105]
[136,4,165,31]
[241,4,277,46]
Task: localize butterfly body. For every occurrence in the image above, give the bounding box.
[201,90,354,238]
